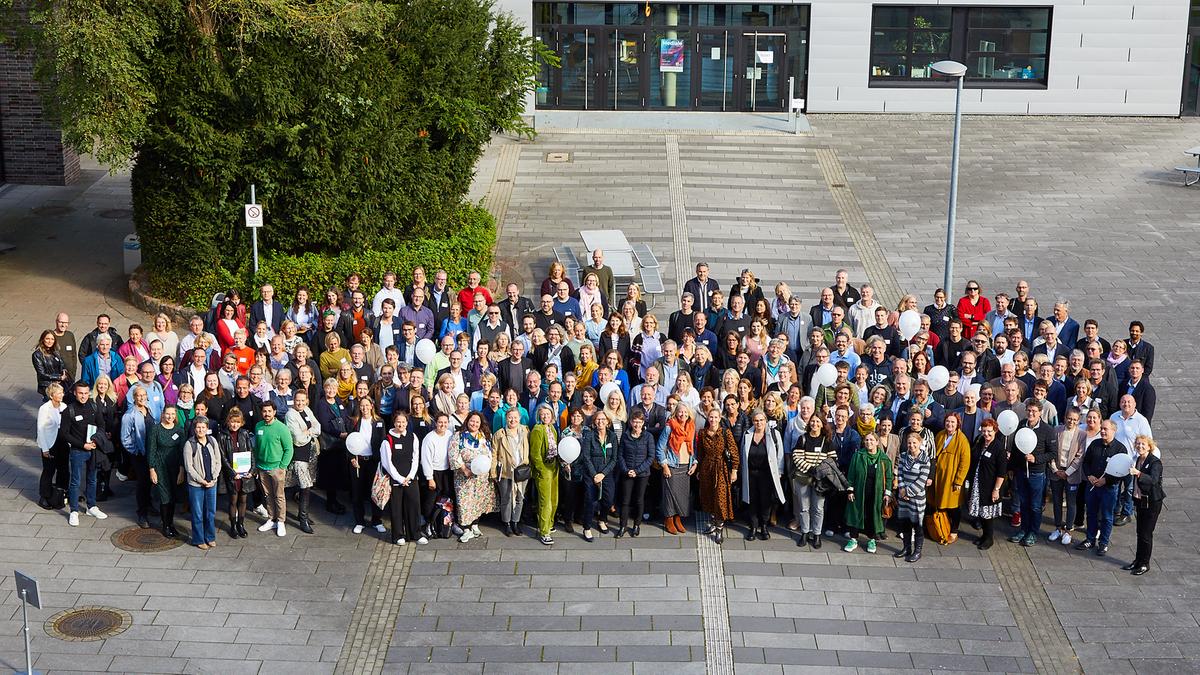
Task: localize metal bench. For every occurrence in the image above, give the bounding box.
[1176,166,1200,186]
[632,243,660,269]
[553,245,582,283]
[640,266,665,296]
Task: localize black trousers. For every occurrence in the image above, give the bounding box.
[558,476,583,525]
[388,482,421,542]
[39,446,68,502]
[747,469,775,529]
[348,455,382,526]
[421,469,454,520]
[130,454,152,519]
[1074,485,1087,527]
[1134,499,1162,567]
[618,474,649,528]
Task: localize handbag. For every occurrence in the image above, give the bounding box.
[881,495,895,520]
[513,464,532,483]
[925,509,951,545]
[370,465,392,510]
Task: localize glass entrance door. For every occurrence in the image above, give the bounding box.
[697,31,734,110]
[609,29,645,109]
[1185,32,1200,116]
[740,32,787,111]
[560,29,603,109]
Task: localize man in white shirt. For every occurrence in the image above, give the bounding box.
[177,315,217,361]
[372,271,406,316]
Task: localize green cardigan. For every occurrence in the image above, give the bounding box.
[844,448,893,535]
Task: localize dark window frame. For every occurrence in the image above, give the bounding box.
[868,5,1052,89]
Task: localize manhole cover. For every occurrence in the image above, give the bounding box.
[45,606,130,641]
[111,525,183,552]
[544,151,572,163]
[31,205,73,217]
[96,209,133,219]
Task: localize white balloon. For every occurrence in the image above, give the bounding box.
[996,410,1019,436]
[470,455,492,477]
[816,362,838,388]
[898,310,922,341]
[1015,427,1037,454]
[414,338,437,364]
[1105,454,1134,478]
[557,437,581,464]
[345,432,369,456]
[926,365,950,392]
[599,382,621,405]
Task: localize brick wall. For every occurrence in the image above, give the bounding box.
[0,8,80,186]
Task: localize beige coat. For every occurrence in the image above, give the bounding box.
[491,426,530,480]
[182,436,223,488]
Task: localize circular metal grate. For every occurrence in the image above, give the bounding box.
[111,525,183,553]
[45,606,130,641]
[96,208,133,220]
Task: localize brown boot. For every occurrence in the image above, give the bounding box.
[664,516,678,534]
[674,516,686,534]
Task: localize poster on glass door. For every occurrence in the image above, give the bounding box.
[659,38,684,73]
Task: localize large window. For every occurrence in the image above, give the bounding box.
[870,6,1051,87]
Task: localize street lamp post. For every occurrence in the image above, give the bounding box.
[931,60,967,295]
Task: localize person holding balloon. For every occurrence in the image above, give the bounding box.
[1076,420,1127,556]
[529,405,561,545]
[346,397,387,535]
[556,409,587,534]
[1125,435,1164,575]
[449,411,497,543]
[1007,403,1057,547]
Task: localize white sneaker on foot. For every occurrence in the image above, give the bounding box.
[114,470,128,482]
[1060,532,1072,546]
[257,520,276,532]
[68,512,79,527]
[416,537,429,545]
[1049,530,1062,542]
[353,525,365,534]
[374,524,387,534]
[86,506,107,520]
[254,505,270,519]
[394,538,406,546]
[470,524,481,536]
[276,522,286,537]
[823,529,834,538]
[459,530,475,543]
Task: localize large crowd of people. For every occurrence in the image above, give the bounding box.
[30,257,1164,574]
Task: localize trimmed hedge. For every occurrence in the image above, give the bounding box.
[252,204,496,303]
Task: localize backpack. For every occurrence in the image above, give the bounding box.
[925,509,951,545]
[432,497,456,539]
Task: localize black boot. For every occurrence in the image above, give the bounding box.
[229,515,239,538]
[238,516,248,538]
[894,528,910,559]
[297,490,314,534]
[906,527,924,563]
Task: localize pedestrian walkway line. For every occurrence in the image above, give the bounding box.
[814,147,905,309]
[988,545,1082,674]
[334,540,417,675]
[484,143,522,258]
[694,512,734,675]
[665,135,690,293]
[815,143,1081,674]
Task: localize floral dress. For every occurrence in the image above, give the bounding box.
[449,431,497,526]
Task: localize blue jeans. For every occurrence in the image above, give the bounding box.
[1086,483,1119,547]
[1114,474,1134,518]
[68,449,96,512]
[187,484,217,545]
[1017,471,1047,537]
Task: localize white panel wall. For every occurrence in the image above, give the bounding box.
[496,0,1192,115]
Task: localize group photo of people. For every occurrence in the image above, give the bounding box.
[29,258,1164,574]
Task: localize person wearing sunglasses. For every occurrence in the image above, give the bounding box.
[955,281,991,340]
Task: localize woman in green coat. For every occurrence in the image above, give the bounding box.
[147,406,187,539]
[843,433,893,554]
[529,404,560,546]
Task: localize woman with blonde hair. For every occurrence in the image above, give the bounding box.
[490,333,511,364]
[493,406,531,537]
[657,402,697,535]
[574,343,599,388]
[630,314,665,382]
[577,271,608,318]
[1127,435,1164,576]
[624,283,648,318]
[541,261,575,298]
[602,387,628,436]
[745,319,770,365]
[889,294,919,328]
[150,313,179,364]
[673,371,701,411]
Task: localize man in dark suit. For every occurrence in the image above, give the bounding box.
[497,283,536,335]
[78,314,124,358]
[682,262,721,315]
[1127,321,1155,377]
[1074,319,1111,355]
[1050,301,1080,348]
[1124,360,1156,423]
[1018,298,1042,344]
[336,290,375,348]
[1033,320,1070,363]
[395,322,423,370]
[496,340,533,394]
[435,350,475,395]
[427,269,454,331]
[249,284,287,334]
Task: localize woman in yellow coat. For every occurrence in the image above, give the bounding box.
[931,412,971,544]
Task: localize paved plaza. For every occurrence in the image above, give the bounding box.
[0,114,1197,673]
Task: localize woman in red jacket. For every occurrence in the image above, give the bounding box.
[214,302,245,353]
[955,281,991,339]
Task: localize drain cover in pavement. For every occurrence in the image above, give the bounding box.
[544,151,571,163]
[111,525,183,552]
[96,209,133,219]
[45,606,130,641]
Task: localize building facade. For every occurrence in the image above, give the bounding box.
[512,0,1193,115]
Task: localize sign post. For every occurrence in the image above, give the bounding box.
[14,570,42,675]
[244,185,264,276]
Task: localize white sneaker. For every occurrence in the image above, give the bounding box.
[258,520,276,532]
[86,506,107,520]
[1049,530,1061,542]
[254,505,270,519]
[1060,532,1072,546]
[824,530,834,538]
[374,524,387,534]
[394,538,406,546]
[68,512,79,527]
[276,522,286,537]
[416,537,429,545]
[459,529,475,543]
[470,524,481,536]
[353,525,365,534]
[114,470,128,482]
